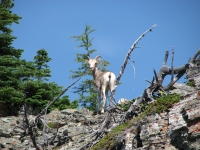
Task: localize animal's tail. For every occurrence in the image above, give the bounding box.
[108,72,116,90]
[108,72,112,87]
[108,72,111,79]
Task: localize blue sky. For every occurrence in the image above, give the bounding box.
[11,1,200,103]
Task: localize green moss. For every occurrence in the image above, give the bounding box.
[91,94,181,150]
[47,122,55,128]
[118,104,130,111]
[186,80,195,87]
[149,93,180,114]
[91,122,129,150]
[118,99,135,111]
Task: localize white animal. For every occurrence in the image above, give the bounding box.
[85,55,116,113]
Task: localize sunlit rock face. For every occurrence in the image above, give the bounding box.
[113,83,200,150]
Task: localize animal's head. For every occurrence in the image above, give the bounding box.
[85,55,101,70]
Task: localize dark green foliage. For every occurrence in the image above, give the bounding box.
[73,79,98,110]
[145,93,180,114]
[22,49,78,112]
[91,122,129,150]
[184,74,195,88]
[186,80,195,87]
[33,49,52,81]
[0,1,78,114]
[117,99,134,111]
[22,81,62,111]
[0,0,25,113]
[69,24,110,111]
[50,96,78,111]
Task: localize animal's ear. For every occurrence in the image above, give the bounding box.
[95,55,101,63]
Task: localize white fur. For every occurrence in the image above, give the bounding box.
[86,56,116,113]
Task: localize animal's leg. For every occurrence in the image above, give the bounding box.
[101,87,106,114]
[109,82,116,106]
[97,90,101,112]
[110,83,116,93]
[105,89,108,110]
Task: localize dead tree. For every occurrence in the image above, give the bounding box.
[133,49,200,106]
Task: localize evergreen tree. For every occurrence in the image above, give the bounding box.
[23,81,63,112]
[0,1,78,114]
[70,24,110,110]
[22,49,78,112]
[33,49,52,81]
[0,0,25,114]
[51,95,79,111]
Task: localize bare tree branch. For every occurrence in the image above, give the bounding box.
[110,24,157,105]
[116,24,157,85]
[36,77,81,120]
[163,50,169,66]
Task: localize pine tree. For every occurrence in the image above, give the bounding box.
[22,49,78,113]
[70,24,110,110]
[0,1,78,114]
[0,0,25,114]
[24,81,63,112]
[33,49,52,81]
[51,95,79,111]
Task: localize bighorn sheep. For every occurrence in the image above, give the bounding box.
[86,55,116,113]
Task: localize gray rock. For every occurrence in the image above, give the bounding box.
[0,81,199,150]
[61,109,76,115]
[88,118,97,124]
[169,83,195,96]
[11,140,24,150]
[74,114,86,122]
[60,114,74,122]
[0,128,11,138]
[23,140,29,145]
[36,136,44,145]
[13,128,24,134]
[74,108,90,115]
[0,103,9,117]
[1,118,12,123]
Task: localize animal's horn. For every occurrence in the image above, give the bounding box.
[95,55,102,60]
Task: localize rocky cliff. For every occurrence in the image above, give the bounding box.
[0,83,199,150]
[111,83,200,150]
